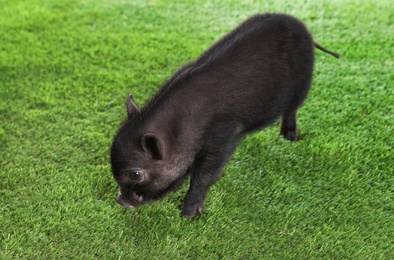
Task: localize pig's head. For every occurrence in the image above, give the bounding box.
[110,94,184,209]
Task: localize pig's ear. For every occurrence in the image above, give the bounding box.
[141,133,163,160]
[126,93,140,119]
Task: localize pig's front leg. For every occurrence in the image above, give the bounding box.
[182,143,236,219]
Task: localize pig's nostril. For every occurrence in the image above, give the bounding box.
[116,193,136,209]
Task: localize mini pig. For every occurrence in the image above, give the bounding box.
[110,13,339,219]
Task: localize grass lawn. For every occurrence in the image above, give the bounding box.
[1,0,393,258]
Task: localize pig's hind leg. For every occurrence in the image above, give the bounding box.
[280,110,298,141]
[280,73,312,142]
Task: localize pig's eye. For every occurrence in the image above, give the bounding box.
[128,171,141,181]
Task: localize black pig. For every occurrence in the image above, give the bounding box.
[110,13,339,219]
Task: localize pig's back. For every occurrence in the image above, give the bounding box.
[140,13,314,149]
[170,13,314,133]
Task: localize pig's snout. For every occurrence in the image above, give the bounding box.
[116,193,136,209]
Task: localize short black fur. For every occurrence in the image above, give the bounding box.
[110,13,339,218]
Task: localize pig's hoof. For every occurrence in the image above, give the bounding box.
[281,130,297,142]
[182,203,203,219]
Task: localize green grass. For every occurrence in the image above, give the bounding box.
[1,0,393,258]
